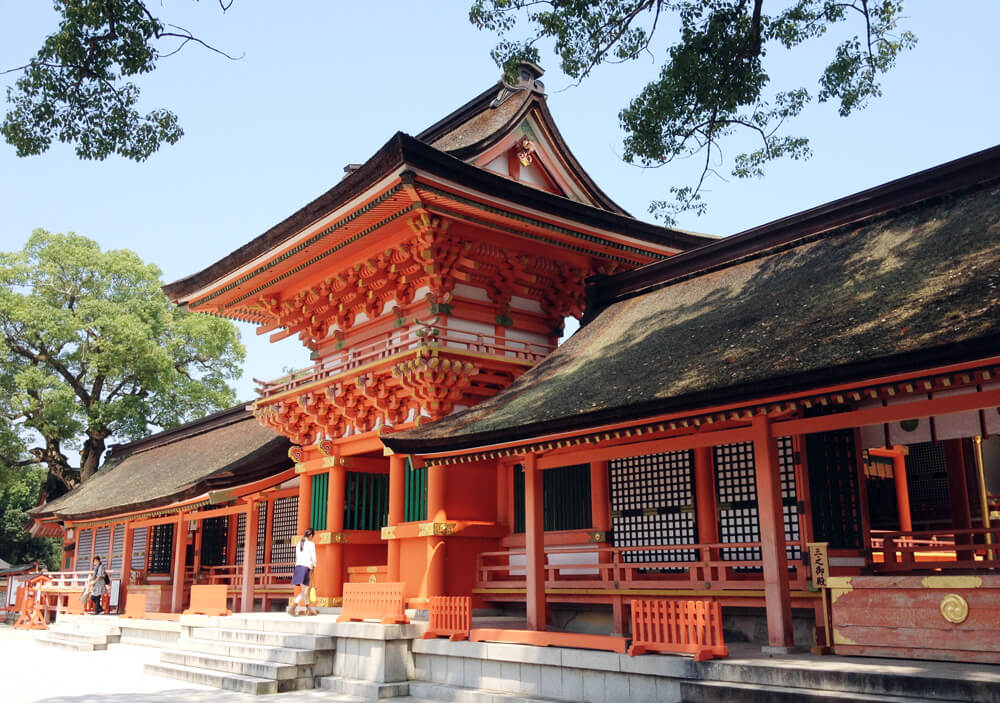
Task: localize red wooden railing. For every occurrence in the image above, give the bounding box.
[199,562,295,588]
[871,527,1000,572]
[476,542,809,592]
[256,329,553,399]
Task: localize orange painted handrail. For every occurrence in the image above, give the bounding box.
[120,592,147,619]
[423,596,471,641]
[182,584,232,616]
[337,582,409,624]
[628,599,728,661]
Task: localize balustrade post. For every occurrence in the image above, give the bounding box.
[751,416,794,650]
[523,453,546,630]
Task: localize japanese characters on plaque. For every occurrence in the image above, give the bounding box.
[807,542,829,588]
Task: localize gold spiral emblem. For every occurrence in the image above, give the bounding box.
[940,593,969,624]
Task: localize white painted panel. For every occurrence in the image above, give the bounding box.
[453,283,490,302]
[506,328,548,346]
[548,549,599,576]
[856,398,887,449]
[485,154,509,176]
[886,395,932,445]
[448,317,494,335]
[933,387,982,440]
[508,551,525,576]
[509,296,543,314]
[985,382,1000,435]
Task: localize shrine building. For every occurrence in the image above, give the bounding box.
[27,63,1000,666]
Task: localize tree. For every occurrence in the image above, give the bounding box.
[470,0,916,221]
[0,230,245,498]
[0,466,62,570]
[2,0,237,161]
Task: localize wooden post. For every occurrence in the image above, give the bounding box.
[891,447,913,532]
[944,439,973,558]
[426,464,446,598]
[524,454,546,631]
[387,455,406,581]
[694,447,718,544]
[241,501,258,612]
[297,472,313,536]
[121,524,134,613]
[170,513,188,613]
[328,464,346,598]
[497,462,511,530]
[590,460,610,534]
[751,416,794,649]
[192,518,204,577]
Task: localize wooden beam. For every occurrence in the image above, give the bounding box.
[241,501,257,612]
[170,512,187,613]
[537,426,756,469]
[387,455,406,582]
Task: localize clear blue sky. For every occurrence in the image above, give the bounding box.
[2,2,998,404]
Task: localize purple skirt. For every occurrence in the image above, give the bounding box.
[292,565,311,586]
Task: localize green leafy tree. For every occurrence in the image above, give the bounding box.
[0,466,62,570]
[2,0,238,161]
[469,0,916,221]
[0,230,245,497]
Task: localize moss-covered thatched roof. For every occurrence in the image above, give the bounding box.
[384,156,1000,455]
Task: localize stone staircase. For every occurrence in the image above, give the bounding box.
[144,620,335,694]
[37,617,121,651]
[679,654,1000,703]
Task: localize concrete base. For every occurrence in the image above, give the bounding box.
[318,675,410,699]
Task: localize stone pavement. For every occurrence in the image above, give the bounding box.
[0,625,433,703]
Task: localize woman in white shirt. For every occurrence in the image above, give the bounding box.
[287,528,318,616]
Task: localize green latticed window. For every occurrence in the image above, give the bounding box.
[344,471,389,531]
[404,457,427,522]
[310,472,329,531]
[514,463,592,533]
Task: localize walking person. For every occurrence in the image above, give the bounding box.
[287,528,318,616]
[88,555,108,614]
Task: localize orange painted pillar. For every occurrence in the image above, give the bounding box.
[327,465,346,597]
[170,513,188,613]
[192,519,204,576]
[241,501,258,612]
[891,447,913,532]
[590,461,610,533]
[297,472,313,536]
[387,455,406,582]
[524,454,546,630]
[694,447,718,544]
[426,464,447,597]
[497,462,511,529]
[751,416,794,649]
[121,524,134,612]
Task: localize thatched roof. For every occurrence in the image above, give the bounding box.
[31,407,291,521]
[384,147,1000,454]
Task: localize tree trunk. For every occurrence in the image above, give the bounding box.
[79,431,108,483]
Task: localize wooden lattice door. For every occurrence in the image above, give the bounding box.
[609,451,697,565]
[806,428,862,549]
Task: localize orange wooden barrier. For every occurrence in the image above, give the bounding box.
[628,599,728,661]
[120,592,147,619]
[14,575,51,631]
[62,590,86,615]
[423,596,471,641]
[471,628,627,652]
[337,582,409,624]
[182,585,232,616]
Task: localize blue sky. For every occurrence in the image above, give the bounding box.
[2,2,998,403]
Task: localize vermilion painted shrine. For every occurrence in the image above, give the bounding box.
[29,63,1000,664]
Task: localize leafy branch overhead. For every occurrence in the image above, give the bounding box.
[1,0,239,161]
[0,230,245,497]
[470,0,916,222]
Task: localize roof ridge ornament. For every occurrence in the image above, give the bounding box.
[490,61,545,108]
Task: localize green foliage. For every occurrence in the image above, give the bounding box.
[0,466,62,570]
[2,0,237,161]
[0,230,245,492]
[470,0,916,222]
